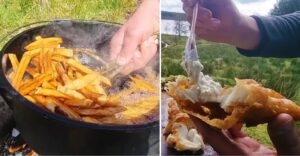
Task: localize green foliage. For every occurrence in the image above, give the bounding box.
[270,0,300,15]
[0,0,137,43]
[243,124,273,148]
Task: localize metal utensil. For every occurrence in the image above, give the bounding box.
[184,3,199,62]
[73,48,123,79]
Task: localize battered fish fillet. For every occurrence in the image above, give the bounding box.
[167,78,300,129]
[163,100,204,152]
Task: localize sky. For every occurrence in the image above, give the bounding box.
[161,0,278,16]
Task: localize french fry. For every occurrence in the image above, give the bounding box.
[25,36,62,50]
[82,116,99,124]
[57,86,85,99]
[56,63,70,84]
[42,81,56,89]
[39,48,46,73]
[107,88,135,104]
[67,67,75,80]
[24,95,36,103]
[31,95,48,108]
[31,56,40,69]
[51,55,66,62]
[35,87,70,99]
[97,74,111,86]
[97,95,108,103]
[49,80,61,88]
[130,76,157,92]
[66,59,93,74]
[8,54,19,71]
[45,48,54,73]
[12,53,33,89]
[63,72,99,90]
[75,71,83,78]
[53,48,73,57]
[46,97,81,120]
[74,106,126,116]
[121,96,159,119]
[64,98,93,107]
[19,73,53,95]
[26,67,39,77]
[79,88,102,101]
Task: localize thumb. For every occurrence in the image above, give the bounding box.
[116,31,140,65]
[268,113,300,155]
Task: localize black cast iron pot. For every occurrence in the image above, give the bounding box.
[0,20,158,155]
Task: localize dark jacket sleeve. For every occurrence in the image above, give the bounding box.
[237,11,300,58]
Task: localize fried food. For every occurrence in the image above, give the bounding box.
[167,77,300,129]
[163,99,204,152]
[6,36,159,125]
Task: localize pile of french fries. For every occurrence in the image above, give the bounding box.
[6,36,159,125]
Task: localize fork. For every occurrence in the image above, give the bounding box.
[183,3,199,62]
[100,62,123,79]
[73,48,123,79]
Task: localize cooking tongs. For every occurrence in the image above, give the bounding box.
[184,3,199,62]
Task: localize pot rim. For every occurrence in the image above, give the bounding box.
[0,19,159,131]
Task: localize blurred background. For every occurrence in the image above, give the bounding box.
[161,0,300,148]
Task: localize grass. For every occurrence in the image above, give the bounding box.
[162,34,300,147]
[0,0,137,45]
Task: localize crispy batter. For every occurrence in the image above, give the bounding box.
[169,78,300,129]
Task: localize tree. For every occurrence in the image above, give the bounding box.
[270,0,300,15]
[173,15,188,44]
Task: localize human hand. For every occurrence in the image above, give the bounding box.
[189,115,276,155]
[190,113,300,155]
[181,0,260,50]
[110,0,159,75]
[268,113,300,155]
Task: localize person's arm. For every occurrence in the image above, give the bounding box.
[238,12,300,58]
[182,0,300,58]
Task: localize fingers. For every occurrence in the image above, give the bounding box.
[110,28,125,60]
[268,113,300,155]
[183,1,221,37]
[228,123,247,138]
[121,36,157,75]
[116,29,141,65]
[189,115,245,155]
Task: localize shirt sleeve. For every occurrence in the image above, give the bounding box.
[237,11,300,58]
